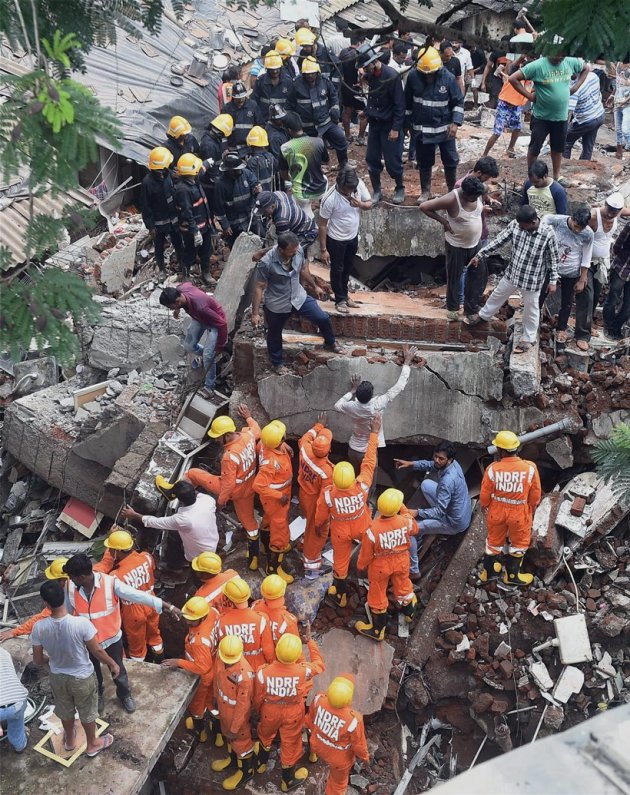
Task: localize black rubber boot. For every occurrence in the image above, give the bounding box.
[149,649,165,664]
[327,577,347,608]
[444,166,458,192]
[479,554,502,583]
[207,712,224,747]
[223,751,256,789]
[260,529,271,556]
[155,257,166,272]
[212,746,237,772]
[201,265,213,285]
[186,716,208,742]
[247,536,259,571]
[503,554,534,587]
[369,170,382,204]
[266,549,279,576]
[392,179,405,205]
[281,765,309,792]
[401,594,418,623]
[256,743,271,774]
[418,166,433,203]
[355,610,387,641]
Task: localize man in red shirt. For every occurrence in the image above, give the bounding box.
[159,283,228,400]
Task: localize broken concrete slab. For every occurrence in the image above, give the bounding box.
[546,436,574,469]
[312,628,394,715]
[509,318,541,397]
[99,238,137,294]
[553,666,585,703]
[530,492,565,568]
[13,357,58,397]
[357,204,445,259]
[213,231,262,334]
[556,473,630,541]
[158,334,184,364]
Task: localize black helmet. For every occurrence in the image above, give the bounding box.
[356,43,380,69]
[231,80,249,99]
[219,151,246,171]
[269,103,287,121]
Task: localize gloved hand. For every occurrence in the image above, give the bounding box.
[193,231,203,248]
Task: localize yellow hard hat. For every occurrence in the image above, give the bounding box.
[295,27,316,47]
[261,574,287,601]
[211,114,234,137]
[377,488,404,518]
[155,474,177,500]
[148,146,174,170]
[261,420,286,449]
[182,596,210,621]
[301,56,320,74]
[223,576,251,605]
[208,415,237,438]
[104,529,134,551]
[177,153,202,176]
[333,461,355,490]
[264,51,283,70]
[492,430,521,452]
[328,676,354,708]
[167,115,192,138]
[191,551,222,574]
[417,46,442,74]
[275,37,296,57]
[246,126,269,147]
[218,635,244,665]
[45,557,69,580]
[275,633,302,664]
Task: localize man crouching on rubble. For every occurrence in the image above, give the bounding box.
[479,430,542,586]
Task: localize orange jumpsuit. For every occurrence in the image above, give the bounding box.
[298,423,334,574]
[314,432,378,580]
[179,607,220,718]
[195,569,240,614]
[252,598,299,645]
[480,456,542,555]
[186,417,260,535]
[253,445,293,551]
[213,606,275,672]
[357,509,417,613]
[213,656,255,757]
[255,639,325,766]
[6,607,51,637]
[306,691,369,795]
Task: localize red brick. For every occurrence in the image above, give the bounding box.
[351,348,367,357]
[570,496,586,517]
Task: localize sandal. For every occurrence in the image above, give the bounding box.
[575,340,589,351]
[513,341,533,354]
[556,330,568,343]
[346,298,361,308]
[506,149,517,158]
[86,732,114,758]
[335,301,350,314]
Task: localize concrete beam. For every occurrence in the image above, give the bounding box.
[357,204,445,259]
[407,511,486,668]
[213,231,262,335]
[509,317,541,397]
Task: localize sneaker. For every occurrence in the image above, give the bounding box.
[121,695,136,713]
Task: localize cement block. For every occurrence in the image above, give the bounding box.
[99,238,137,294]
[530,492,565,568]
[510,318,541,397]
[213,231,262,334]
[158,334,184,364]
[13,356,58,397]
[546,436,574,469]
[312,628,395,715]
[358,205,444,259]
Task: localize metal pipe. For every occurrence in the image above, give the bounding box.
[487,417,577,455]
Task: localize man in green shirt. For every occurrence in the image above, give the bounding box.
[509,55,589,181]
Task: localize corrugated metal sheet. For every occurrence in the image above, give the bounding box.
[0,187,95,267]
[321,0,520,26]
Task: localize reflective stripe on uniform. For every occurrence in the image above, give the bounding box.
[412,124,450,133]
[413,97,449,107]
[269,479,292,489]
[492,496,527,505]
[300,448,329,480]
[315,733,351,751]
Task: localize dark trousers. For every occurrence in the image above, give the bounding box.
[603,270,630,336]
[327,235,358,304]
[90,637,131,700]
[575,266,603,341]
[307,124,347,165]
[348,447,378,503]
[563,113,605,160]
[366,124,404,180]
[539,273,579,331]
[264,296,336,365]
[154,225,183,265]
[181,227,212,273]
[464,257,489,316]
[445,241,479,312]
[416,137,459,169]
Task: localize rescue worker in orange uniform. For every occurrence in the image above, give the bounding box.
[253,420,294,583]
[306,673,369,795]
[252,574,299,645]
[255,626,325,792]
[314,414,381,607]
[211,635,256,790]
[0,558,68,641]
[298,412,334,579]
[479,430,542,586]
[93,530,164,662]
[191,551,239,614]
[213,577,275,672]
[162,596,222,743]
[355,489,418,641]
[187,404,261,570]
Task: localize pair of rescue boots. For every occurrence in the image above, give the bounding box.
[355,595,418,642]
[479,553,534,586]
[186,711,224,746]
[248,529,294,584]
[212,746,256,791]
[256,743,308,791]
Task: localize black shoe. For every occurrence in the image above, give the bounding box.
[372,189,383,204]
[392,184,405,205]
[121,695,136,713]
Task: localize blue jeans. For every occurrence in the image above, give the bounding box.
[0,698,28,751]
[615,105,630,148]
[366,123,404,180]
[409,480,466,574]
[264,296,336,366]
[184,322,218,390]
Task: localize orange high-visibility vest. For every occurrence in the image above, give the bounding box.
[67,572,121,644]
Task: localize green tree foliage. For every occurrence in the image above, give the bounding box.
[592,423,630,505]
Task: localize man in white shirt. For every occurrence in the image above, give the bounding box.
[334,345,420,478]
[451,39,474,86]
[121,479,219,563]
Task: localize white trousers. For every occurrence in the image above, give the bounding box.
[478,276,541,343]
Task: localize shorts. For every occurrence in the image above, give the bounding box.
[529,116,568,154]
[472,75,483,88]
[49,671,99,723]
[493,99,523,134]
[341,86,366,111]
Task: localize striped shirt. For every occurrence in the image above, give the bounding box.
[270,191,318,245]
[477,220,560,291]
[0,648,28,706]
[568,72,604,125]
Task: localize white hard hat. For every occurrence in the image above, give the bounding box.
[606,192,625,210]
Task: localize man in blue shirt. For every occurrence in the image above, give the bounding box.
[395,440,472,577]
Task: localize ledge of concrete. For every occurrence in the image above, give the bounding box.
[4,637,196,795]
[509,317,541,397]
[358,205,445,259]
